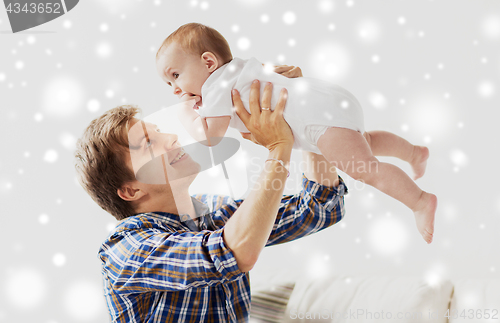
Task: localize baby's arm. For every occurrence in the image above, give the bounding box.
[177,99,230,145]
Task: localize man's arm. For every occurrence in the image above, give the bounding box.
[237,66,346,246]
[265,174,347,247]
[222,80,294,273]
[302,151,339,187]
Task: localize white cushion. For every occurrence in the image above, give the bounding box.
[449,278,500,323]
[283,274,453,323]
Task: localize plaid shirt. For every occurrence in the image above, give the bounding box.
[98,175,347,323]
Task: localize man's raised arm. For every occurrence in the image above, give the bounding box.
[222,80,293,272]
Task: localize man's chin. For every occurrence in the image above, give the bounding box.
[166,159,201,181]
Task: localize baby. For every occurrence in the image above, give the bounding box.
[155,23,437,244]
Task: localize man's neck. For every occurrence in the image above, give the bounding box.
[134,187,198,220]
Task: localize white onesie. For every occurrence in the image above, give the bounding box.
[198,57,365,154]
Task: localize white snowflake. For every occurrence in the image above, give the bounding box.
[63,281,104,320]
[53,253,67,267]
[450,149,468,167]
[357,19,381,42]
[309,42,351,82]
[477,81,494,98]
[367,217,409,256]
[44,150,59,163]
[96,42,112,58]
[282,11,296,25]
[39,213,50,224]
[237,37,251,51]
[5,268,47,309]
[87,99,101,112]
[60,132,77,150]
[34,113,43,122]
[368,91,387,109]
[15,61,24,70]
[42,76,84,118]
[318,0,334,13]
[200,1,209,10]
[105,89,115,98]
[100,23,109,32]
[481,15,500,40]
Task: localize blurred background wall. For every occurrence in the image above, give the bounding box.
[0,0,499,321]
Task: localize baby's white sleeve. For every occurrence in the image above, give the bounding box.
[198,85,234,119]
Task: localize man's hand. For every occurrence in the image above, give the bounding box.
[274,65,303,78]
[231,80,293,152]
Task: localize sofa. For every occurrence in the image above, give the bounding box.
[249,272,500,323]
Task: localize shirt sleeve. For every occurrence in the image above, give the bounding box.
[264,174,348,246]
[198,84,234,118]
[198,60,242,119]
[98,226,244,295]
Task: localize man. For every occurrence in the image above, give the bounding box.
[75,80,347,322]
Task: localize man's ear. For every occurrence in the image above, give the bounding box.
[201,52,218,73]
[117,183,147,202]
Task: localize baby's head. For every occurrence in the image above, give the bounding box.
[156,23,232,104]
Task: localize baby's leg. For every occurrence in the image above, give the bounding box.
[317,127,436,243]
[363,131,429,180]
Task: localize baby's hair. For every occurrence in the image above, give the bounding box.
[157,23,233,66]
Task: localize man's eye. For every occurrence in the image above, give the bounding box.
[145,141,152,149]
[173,73,179,79]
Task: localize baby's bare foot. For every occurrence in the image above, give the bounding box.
[413,192,437,244]
[410,146,429,180]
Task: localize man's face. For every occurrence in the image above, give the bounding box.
[156,42,210,107]
[126,118,201,186]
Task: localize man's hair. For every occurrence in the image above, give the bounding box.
[156,22,233,66]
[75,105,140,221]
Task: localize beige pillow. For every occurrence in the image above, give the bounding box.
[250,282,296,323]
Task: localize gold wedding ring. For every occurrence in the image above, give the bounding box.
[261,107,271,111]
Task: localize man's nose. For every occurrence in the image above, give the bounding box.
[164,133,179,151]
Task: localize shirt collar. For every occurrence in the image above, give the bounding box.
[136,197,211,232]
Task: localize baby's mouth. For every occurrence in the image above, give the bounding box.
[179,93,202,107]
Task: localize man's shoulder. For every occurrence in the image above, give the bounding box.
[118,213,172,230]
[97,214,173,258]
[101,214,173,244]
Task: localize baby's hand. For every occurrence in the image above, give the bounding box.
[180,93,201,110]
[274,65,303,78]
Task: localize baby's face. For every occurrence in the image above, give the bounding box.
[156,42,211,106]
